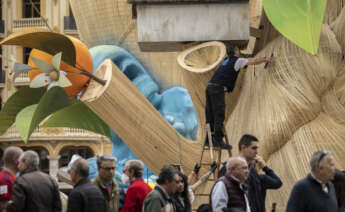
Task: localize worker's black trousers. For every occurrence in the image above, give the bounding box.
[205,84,225,142]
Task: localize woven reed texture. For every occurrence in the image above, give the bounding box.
[71,0,345,211]
[177,41,226,73]
[81,59,203,175]
[226,24,344,210]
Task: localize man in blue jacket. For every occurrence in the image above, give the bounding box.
[205,45,271,149]
[286,150,338,212]
[238,134,282,212]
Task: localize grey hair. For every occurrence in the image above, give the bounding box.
[21,150,40,169]
[97,155,117,169]
[3,146,23,166]
[226,156,247,174]
[126,160,144,178]
[71,158,89,178]
[310,150,332,172]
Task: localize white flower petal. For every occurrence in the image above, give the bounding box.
[52,52,62,71]
[31,57,55,73]
[60,70,67,76]
[30,73,51,88]
[48,81,59,90]
[58,73,72,88]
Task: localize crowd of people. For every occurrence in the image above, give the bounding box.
[0,133,343,212]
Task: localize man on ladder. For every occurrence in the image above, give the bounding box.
[205,45,272,149]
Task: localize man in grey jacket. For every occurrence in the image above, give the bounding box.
[7,150,61,212]
[142,166,179,212]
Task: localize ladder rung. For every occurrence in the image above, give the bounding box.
[202,147,223,150]
[200,163,214,165]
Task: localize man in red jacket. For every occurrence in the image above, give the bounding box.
[121,160,152,212]
[0,147,23,212]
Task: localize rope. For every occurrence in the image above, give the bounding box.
[175,131,182,166]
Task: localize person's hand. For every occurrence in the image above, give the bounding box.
[265,56,272,62]
[193,163,201,175]
[255,155,266,169]
[209,161,217,173]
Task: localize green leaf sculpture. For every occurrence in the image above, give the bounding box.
[15,86,71,142]
[15,104,38,140]
[0,87,46,135]
[263,0,328,55]
[42,101,111,137]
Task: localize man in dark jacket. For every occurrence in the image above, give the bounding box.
[286,150,338,212]
[67,158,106,212]
[205,45,271,149]
[238,134,282,212]
[7,150,61,212]
[143,166,179,212]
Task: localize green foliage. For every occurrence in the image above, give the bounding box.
[264,0,328,55]
[42,101,111,137]
[15,104,38,142]
[0,87,46,135]
[15,86,71,142]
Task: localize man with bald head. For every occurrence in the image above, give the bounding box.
[286,150,338,212]
[67,158,106,212]
[0,147,22,211]
[211,157,250,212]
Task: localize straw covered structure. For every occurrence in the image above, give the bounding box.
[72,0,345,210]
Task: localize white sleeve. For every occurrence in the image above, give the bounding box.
[211,181,228,211]
[188,186,195,204]
[234,58,248,71]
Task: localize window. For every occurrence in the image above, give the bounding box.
[23,47,32,64]
[59,146,94,167]
[23,0,40,18]
[20,146,50,174]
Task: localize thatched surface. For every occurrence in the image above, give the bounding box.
[177,41,226,73]
[71,0,345,210]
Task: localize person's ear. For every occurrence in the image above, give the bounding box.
[240,144,245,151]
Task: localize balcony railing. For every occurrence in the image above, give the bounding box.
[64,16,77,34]
[0,125,105,141]
[13,18,48,32]
[0,20,4,34]
[14,72,30,85]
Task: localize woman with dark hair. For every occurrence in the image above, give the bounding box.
[332,170,345,212]
[172,172,192,212]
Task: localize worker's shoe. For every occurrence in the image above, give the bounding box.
[204,135,232,150]
[213,138,232,150]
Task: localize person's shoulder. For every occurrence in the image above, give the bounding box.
[146,189,159,198]
[0,170,15,183]
[293,176,311,189]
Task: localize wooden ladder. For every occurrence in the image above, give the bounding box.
[193,124,232,210]
[199,123,232,175]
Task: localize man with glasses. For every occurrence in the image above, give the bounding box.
[93,155,120,212]
[67,158,106,212]
[286,150,338,212]
[238,134,282,212]
[211,157,250,212]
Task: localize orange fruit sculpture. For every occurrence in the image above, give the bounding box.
[28,36,93,98]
